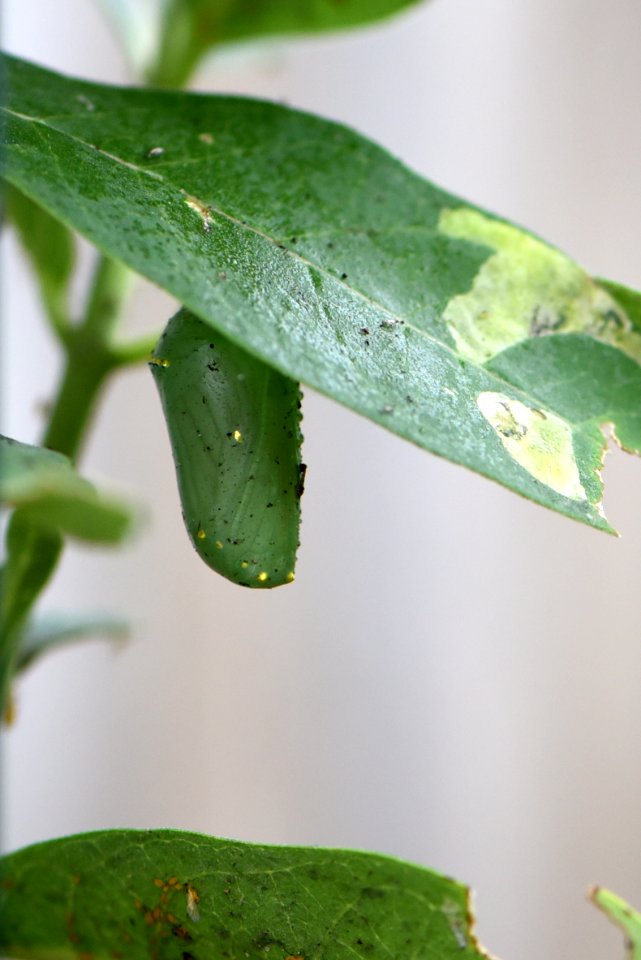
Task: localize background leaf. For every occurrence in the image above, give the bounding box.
[597,279,641,336]
[14,612,128,674]
[590,887,641,959]
[0,435,132,543]
[95,0,425,86]
[4,185,75,336]
[151,309,302,588]
[2,55,640,532]
[0,828,493,959]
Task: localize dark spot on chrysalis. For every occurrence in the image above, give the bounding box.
[297,463,307,498]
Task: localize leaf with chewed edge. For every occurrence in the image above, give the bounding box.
[0,829,496,960]
[2,55,640,536]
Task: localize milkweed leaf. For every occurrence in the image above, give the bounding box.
[0,435,132,543]
[15,612,128,674]
[0,828,494,959]
[95,0,425,86]
[2,55,640,534]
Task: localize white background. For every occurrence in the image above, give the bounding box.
[2,1,641,958]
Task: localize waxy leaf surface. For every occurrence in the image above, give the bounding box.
[0,829,493,959]
[2,55,640,531]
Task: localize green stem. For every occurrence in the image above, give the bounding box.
[110,332,160,367]
[2,27,199,720]
[43,256,134,460]
[0,254,133,717]
[144,0,203,88]
[39,279,73,347]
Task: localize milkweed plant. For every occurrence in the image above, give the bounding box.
[1,1,641,957]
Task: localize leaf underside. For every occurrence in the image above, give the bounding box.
[0,829,493,960]
[151,309,302,587]
[2,55,640,532]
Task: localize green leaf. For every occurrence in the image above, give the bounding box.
[96,0,425,87]
[0,435,132,543]
[15,612,128,674]
[597,279,641,336]
[4,184,75,338]
[94,0,164,78]
[0,829,492,959]
[151,309,302,588]
[589,887,641,959]
[3,55,640,532]
[0,512,63,669]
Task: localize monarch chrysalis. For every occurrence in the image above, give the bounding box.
[151,309,303,588]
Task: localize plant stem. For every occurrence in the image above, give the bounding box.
[43,255,134,461]
[0,253,133,718]
[144,0,202,88]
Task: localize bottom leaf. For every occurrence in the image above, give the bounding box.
[0,829,494,959]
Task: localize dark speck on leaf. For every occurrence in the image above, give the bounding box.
[362,886,386,898]
[341,273,348,280]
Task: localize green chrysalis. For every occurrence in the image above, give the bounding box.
[151,309,303,588]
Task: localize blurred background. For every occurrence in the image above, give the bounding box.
[2,1,641,957]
